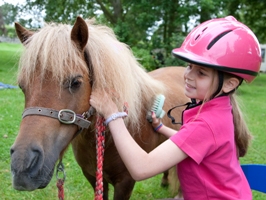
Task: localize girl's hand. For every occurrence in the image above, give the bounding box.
[151,112,162,129]
[89,90,118,118]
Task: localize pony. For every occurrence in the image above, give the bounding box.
[10,16,188,199]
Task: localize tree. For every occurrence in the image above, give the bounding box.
[1,3,19,25]
[235,0,266,43]
[0,3,18,25]
[0,3,19,36]
[0,6,7,36]
[17,0,266,69]
[213,0,266,43]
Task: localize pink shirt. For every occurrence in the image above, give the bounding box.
[170,96,251,200]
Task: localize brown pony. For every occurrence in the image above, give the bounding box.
[10,16,188,199]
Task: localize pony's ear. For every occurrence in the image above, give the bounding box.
[71,16,89,52]
[15,22,34,45]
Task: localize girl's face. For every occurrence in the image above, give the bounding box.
[184,64,218,101]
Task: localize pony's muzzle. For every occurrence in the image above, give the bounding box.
[10,144,45,190]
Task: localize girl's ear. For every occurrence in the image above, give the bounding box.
[222,77,240,93]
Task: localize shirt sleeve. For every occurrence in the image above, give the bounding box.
[170,118,217,164]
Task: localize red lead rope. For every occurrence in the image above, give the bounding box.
[94,103,128,200]
[56,160,66,200]
[95,115,106,200]
[57,179,64,200]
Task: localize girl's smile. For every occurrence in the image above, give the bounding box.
[185,82,196,91]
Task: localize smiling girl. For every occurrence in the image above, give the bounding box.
[90,16,261,199]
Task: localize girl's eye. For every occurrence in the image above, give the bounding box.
[199,71,205,75]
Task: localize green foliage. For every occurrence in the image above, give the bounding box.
[0,3,18,26]
[131,46,156,71]
[5,25,17,38]
[2,1,266,70]
[240,1,266,43]
[23,0,96,24]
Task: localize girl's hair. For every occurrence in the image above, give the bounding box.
[201,70,252,157]
[230,93,252,157]
[223,73,252,157]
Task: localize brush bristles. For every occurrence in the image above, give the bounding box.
[147,94,165,122]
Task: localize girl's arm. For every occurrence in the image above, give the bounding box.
[151,112,178,138]
[90,90,187,181]
[107,117,187,181]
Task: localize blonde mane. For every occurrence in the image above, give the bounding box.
[18,18,166,132]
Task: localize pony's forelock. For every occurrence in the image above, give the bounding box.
[18,23,88,88]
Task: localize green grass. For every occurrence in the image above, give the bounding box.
[0,42,265,199]
[0,43,22,85]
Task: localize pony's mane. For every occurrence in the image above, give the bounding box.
[18,18,166,132]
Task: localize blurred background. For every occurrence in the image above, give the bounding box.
[1,0,266,71]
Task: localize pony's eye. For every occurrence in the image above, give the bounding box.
[70,79,81,90]
[18,83,25,92]
[66,75,83,92]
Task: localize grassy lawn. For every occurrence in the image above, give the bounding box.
[0,42,265,199]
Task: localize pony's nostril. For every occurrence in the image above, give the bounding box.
[22,147,44,177]
[27,150,40,170]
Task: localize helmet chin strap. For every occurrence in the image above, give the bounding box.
[211,71,224,99]
[168,72,225,125]
[212,71,244,98]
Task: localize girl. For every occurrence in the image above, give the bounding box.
[89,16,261,199]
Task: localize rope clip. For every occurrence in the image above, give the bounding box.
[56,160,66,181]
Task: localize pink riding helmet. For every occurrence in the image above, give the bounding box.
[172,16,261,83]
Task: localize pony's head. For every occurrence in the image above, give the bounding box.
[10,17,165,191]
[11,17,92,190]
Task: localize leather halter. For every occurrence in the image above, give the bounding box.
[22,107,95,129]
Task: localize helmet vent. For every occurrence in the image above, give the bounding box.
[207,30,232,50]
[195,27,208,41]
[195,34,200,40]
[202,27,208,32]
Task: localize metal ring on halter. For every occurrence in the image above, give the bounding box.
[58,109,76,124]
[56,160,66,181]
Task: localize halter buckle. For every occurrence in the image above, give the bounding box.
[58,109,76,124]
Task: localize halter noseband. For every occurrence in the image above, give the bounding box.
[22,107,94,130]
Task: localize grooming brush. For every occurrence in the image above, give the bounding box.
[147,94,166,123]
